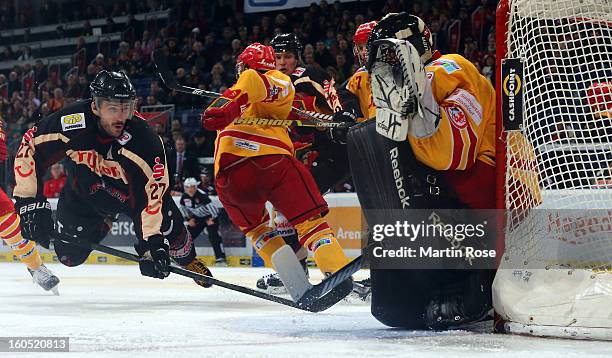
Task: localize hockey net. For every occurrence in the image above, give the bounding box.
[493,0,612,340]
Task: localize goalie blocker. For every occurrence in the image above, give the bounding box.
[347,120,494,329]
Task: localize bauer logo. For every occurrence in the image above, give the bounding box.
[61,113,86,131]
[502,58,524,130]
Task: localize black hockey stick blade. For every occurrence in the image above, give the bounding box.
[297,255,363,307]
[51,233,347,312]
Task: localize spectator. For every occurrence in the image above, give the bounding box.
[167,136,199,191]
[7,71,21,99]
[150,80,169,104]
[43,163,66,198]
[34,59,47,84]
[92,53,105,73]
[47,88,65,113]
[16,46,33,61]
[78,75,91,99]
[65,74,82,99]
[187,129,214,158]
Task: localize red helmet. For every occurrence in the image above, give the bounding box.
[354,21,378,46]
[586,82,612,113]
[236,43,276,76]
[354,21,378,66]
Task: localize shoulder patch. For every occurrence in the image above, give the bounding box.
[116,131,132,145]
[60,113,86,131]
[429,59,461,74]
[444,105,468,129]
[292,67,306,76]
[447,88,483,125]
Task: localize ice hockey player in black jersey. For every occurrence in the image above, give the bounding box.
[13,70,212,287]
[179,177,226,266]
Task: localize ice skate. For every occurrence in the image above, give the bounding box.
[28,264,60,295]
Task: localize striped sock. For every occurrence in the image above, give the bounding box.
[0,212,42,270]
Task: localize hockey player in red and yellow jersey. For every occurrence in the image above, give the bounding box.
[341,21,378,123]
[202,44,351,296]
[0,119,60,294]
[347,13,495,329]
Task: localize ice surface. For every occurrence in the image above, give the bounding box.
[1,263,611,357]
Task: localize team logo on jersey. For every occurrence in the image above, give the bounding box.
[71,150,126,181]
[429,59,461,74]
[292,67,306,76]
[116,131,132,145]
[60,113,86,131]
[444,105,468,129]
[152,157,165,180]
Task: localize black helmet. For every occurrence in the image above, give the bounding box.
[90,70,136,101]
[270,33,303,56]
[367,13,434,70]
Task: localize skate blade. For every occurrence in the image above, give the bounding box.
[50,285,60,296]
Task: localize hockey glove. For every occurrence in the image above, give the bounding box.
[14,197,54,249]
[201,89,249,131]
[135,234,170,279]
[328,109,357,144]
[370,38,427,141]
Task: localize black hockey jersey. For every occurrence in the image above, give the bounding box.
[13,99,170,239]
[289,66,333,114]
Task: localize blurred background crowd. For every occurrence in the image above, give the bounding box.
[0,0,497,194]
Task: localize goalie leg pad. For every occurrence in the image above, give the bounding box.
[347,121,492,329]
[347,120,458,212]
[370,269,494,329]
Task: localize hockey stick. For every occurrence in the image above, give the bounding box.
[51,233,358,312]
[152,50,344,129]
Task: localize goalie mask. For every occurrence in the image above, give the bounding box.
[367,12,434,70]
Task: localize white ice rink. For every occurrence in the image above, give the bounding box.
[1,262,611,357]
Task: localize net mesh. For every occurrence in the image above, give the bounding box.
[504,0,612,270]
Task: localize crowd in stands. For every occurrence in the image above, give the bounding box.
[0,0,498,193]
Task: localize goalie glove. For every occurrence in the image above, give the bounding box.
[370,38,439,141]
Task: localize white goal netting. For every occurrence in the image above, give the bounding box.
[493,0,612,339]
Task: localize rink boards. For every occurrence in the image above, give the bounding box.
[0,193,365,267]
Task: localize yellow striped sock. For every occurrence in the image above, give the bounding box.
[0,212,42,270]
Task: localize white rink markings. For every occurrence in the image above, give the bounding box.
[1,263,611,358]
